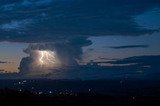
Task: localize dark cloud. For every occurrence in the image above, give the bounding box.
[86,48,94,52]
[109,45,149,49]
[18,57,33,74]
[40,55,160,79]
[90,55,160,67]
[0,61,7,64]
[97,57,116,60]
[0,0,159,43]
[0,69,5,72]
[109,55,160,66]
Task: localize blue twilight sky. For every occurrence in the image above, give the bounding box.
[0,0,160,79]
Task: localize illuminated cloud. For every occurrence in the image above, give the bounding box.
[19,49,61,75]
[19,41,91,75]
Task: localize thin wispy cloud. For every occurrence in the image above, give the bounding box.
[109,45,149,49]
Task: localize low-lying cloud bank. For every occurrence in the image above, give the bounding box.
[0,55,160,80]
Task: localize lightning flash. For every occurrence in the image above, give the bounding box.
[37,50,57,67]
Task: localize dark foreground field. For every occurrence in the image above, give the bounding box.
[0,89,160,106]
[0,79,160,106]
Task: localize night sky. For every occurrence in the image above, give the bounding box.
[0,0,160,79]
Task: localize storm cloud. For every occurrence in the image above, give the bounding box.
[0,0,159,76]
[0,0,159,43]
[19,37,92,74]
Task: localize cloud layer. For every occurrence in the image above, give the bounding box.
[37,55,160,79]
[0,0,159,43]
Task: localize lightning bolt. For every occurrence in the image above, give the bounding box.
[46,51,56,64]
[39,51,44,65]
[38,50,56,67]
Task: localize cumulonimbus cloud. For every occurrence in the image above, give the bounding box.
[19,37,92,75]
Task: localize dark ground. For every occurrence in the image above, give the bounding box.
[0,79,160,106]
[0,89,160,106]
